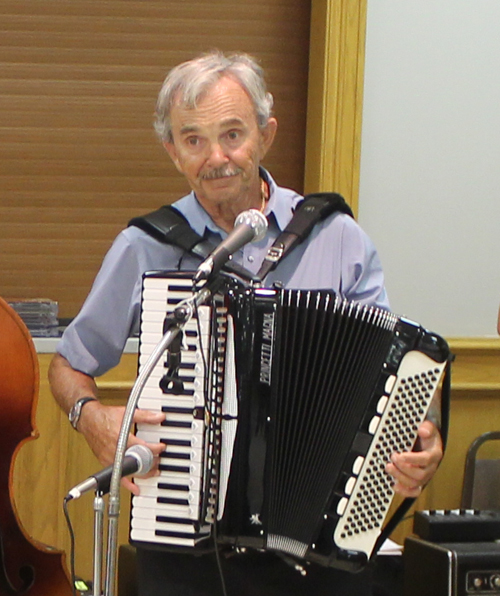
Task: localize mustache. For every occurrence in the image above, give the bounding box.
[201,165,243,180]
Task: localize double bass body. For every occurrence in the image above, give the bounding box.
[0,297,71,596]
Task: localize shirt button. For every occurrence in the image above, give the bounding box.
[248,255,255,263]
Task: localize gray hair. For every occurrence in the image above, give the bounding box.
[154,50,274,142]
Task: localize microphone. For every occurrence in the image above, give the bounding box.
[65,444,154,500]
[193,209,268,282]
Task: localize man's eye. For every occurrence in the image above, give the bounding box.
[227,130,240,140]
[187,137,199,146]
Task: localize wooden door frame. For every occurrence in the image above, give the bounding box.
[305,0,367,217]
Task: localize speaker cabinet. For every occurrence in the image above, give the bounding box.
[404,536,500,596]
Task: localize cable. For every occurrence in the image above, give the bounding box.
[212,529,228,596]
[63,496,78,596]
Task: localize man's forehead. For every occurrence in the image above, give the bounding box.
[170,77,257,129]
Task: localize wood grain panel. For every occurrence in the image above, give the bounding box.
[12,353,137,582]
[0,0,311,317]
[14,346,500,580]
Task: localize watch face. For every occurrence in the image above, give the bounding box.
[70,398,94,428]
[69,402,80,426]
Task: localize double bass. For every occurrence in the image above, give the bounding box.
[0,297,72,595]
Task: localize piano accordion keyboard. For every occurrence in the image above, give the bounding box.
[131,274,219,547]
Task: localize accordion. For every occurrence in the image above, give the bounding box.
[130,271,450,569]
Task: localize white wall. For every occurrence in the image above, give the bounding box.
[358,1,500,337]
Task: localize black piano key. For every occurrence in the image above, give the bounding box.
[155,529,208,540]
[157,496,190,506]
[160,464,191,474]
[162,406,194,415]
[156,515,193,525]
[161,420,192,429]
[161,451,190,461]
[160,438,191,447]
[157,483,189,492]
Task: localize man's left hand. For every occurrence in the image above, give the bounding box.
[385,420,443,498]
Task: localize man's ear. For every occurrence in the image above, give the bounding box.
[163,141,183,173]
[259,117,278,160]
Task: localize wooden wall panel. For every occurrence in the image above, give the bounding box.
[0,0,311,317]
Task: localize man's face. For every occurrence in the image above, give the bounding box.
[164,76,277,213]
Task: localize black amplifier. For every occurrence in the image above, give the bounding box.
[413,510,500,543]
[404,536,500,596]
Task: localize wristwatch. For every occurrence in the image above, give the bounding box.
[69,397,97,430]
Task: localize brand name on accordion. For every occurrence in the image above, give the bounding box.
[260,312,275,385]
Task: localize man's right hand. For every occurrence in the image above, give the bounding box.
[49,353,165,494]
[77,401,165,494]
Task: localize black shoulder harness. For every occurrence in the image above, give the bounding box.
[128,204,210,259]
[128,192,354,282]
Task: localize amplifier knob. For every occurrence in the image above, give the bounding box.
[490,574,500,589]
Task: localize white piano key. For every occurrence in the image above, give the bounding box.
[137,425,204,442]
[139,395,205,410]
[134,473,201,493]
[131,518,200,535]
[135,479,199,496]
[137,485,201,503]
[142,368,205,382]
[139,347,208,361]
[157,459,203,477]
[136,419,205,438]
[140,381,206,397]
[160,450,204,465]
[139,349,208,366]
[138,401,202,420]
[132,496,199,519]
[130,528,207,547]
[138,393,205,409]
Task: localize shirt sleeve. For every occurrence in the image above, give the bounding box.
[338,216,390,310]
[57,230,146,377]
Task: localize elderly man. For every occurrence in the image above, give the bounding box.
[49,51,442,596]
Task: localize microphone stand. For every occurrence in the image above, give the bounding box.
[92,491,105,596]
[102,282,214,596]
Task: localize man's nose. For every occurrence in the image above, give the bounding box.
[207,142,229,165]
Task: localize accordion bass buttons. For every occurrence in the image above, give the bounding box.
[376,395,389,414]
[384,374,397,395]
[337,498,348,516]
[368,416,381,435]
[345,477,356,495]
[352,456,365,475]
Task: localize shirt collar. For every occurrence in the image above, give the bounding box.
[261,167,299,232]
[173,167,301,237]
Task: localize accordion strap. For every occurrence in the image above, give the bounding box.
[256,192,354,281]
[129,192,353,283]
[128,205,212,257]
[128,205,259,282]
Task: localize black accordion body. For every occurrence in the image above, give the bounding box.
[130,271,450,570]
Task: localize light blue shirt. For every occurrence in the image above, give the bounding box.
[58,170,389,377]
